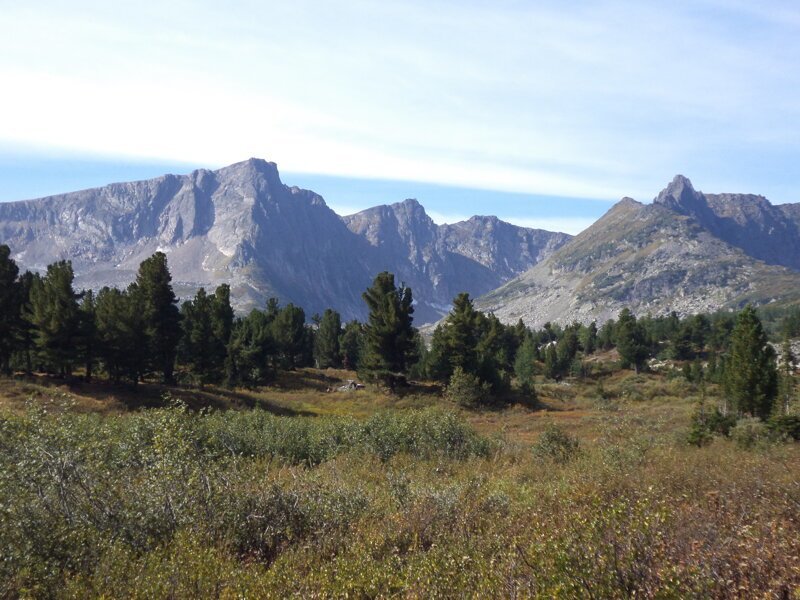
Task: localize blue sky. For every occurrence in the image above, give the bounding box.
[1,1,799,234]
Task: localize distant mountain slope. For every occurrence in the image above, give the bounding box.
[0,158,569,322]
[343,202,570,322]
[478,176,800,327]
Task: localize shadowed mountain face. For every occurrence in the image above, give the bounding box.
[0,158,570,323]
[479,176,800,327]
[653,175,800,271]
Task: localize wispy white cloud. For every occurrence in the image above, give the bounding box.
[1,1,799,203]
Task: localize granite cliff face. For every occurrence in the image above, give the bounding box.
[0,158,570,322]
[342,202,570,322]
[478,176,800,327]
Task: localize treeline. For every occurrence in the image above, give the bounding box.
[0,244,794,418]
[0,245,418,389]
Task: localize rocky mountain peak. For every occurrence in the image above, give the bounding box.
[653,174,705,214]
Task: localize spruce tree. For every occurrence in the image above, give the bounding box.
[314,308,342,369]
[359,272,416,388]
[134,252,181,383]
[26,261,81,376]
[0,245,20,375]
[724,305,777,419]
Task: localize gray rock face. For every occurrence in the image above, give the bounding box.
[0,159,569,323]
[479,176,800,327]
[343,201,571,322]
[653,175,800,270]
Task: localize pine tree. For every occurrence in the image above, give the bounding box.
[179,288,215,384]
[95,287,147,385]
[226,309,275,387]
[359,272,416,388]
[514,335,537,399]
[271,303,307,370]
[78,290,97,382]
[543,344,559,381]
[314,308,342,369]
[0,245,20,375]
[579,321,598,355]
[134,252,181,383]
[615,308,648,373]
[210,284,234,373]
[340,320,364,370]
[724,305,778,419]
[26,261,81,376]
[429,292,480,382]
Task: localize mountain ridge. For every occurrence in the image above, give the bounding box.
[478,176,800,327]
[0,158,571,323]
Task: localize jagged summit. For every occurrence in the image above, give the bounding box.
[0,158,570,323]
[653,174,706,214]
[479,176,800,328]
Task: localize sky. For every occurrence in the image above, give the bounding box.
[1,1,799,234]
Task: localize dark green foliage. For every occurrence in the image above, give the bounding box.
[767,415,800,441]
[0,245,20,375]
[26,261,81,376]
[359,272,417,387]
[430,293,480,381]
[78,290,97,382]
[95,287,147,385]
[134,252,181,383]
[339,320,364,370]
[514,335,537,398]
[178,284,234,384]
[724,305,778,419]
[444,366,492,408]
[615,309,649,373]
[314,309,342,369]
[579,321,598,355]
[429,294,517,393]
[226,309,276,387]
[179,288,216,384]
[271,303,309,370]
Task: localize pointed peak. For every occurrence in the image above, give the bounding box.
[668,174,694,191]
[653,174,705,213]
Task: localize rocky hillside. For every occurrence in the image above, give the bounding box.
[478,176,800,327]
[0,158,569,322]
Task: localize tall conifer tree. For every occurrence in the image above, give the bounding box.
[724,305,777,419]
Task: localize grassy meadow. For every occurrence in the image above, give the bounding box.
[1,358,799,598]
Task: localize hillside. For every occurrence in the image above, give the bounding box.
[479,176,800,327]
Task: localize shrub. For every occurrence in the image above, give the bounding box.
[767,414,800,441]
[730,417,770,449]
[532,424,580,463]
[444,367,491,408]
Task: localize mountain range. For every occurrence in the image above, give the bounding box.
[0,158,569,323]
[3,161,800,327]
[478,175,800,326]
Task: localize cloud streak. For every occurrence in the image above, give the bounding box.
[1,1,799,203]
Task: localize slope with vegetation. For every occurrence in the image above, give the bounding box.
[1,242,800,597]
